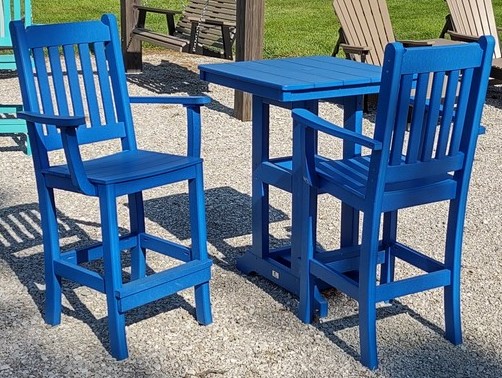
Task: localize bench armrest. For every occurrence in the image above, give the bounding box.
[187,16,236,28]
[339,43,371,62]
[133,5,181,16]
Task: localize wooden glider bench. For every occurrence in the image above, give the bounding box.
[131,0,236,62]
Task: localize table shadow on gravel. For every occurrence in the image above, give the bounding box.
[142,186,289,269]
[141,186,320,314]
[126,61,234,116]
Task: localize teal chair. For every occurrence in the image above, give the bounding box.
[0,0,31,154]
[293,37,494,369]
[10,14,213,359]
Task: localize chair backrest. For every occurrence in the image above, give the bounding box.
[0,0,31,70]
[445,0,501,59]
[176,0,236,52]
[373,37,494,190]
[10,14,137,164]
[332,0,395,66]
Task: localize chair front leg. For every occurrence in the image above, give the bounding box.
[99,185,128,360]
[39,184,63,325]
[358,210,381,370]
[128,192,146,280]
[188,166,212,325]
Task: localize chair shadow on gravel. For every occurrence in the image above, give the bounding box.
[126,60,235,116]
[486,84,502,110]
[0,133,29,154]
[310,295,502,375]
[142,186,309,309]
[0,202,210,355]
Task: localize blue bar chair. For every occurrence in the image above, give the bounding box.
[9,14,212,360]
[292,36,494,369]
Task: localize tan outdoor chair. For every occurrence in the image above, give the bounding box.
[441,0,502,80]
[332,0,438,66]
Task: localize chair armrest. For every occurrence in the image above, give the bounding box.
[398,39,435,47]
[340,43,371,56]
[446,30,478,43]
[292,109,382,151]
[17,111,95,195]
[129,96,211,158]
[129,96,211,106]
[133,5,181,16]
[17,111,85,127]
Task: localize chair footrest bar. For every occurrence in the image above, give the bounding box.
[310,260,359,300]
[116,259,212,313]
[54,259,105,293]
[315,246,386,273]
[392,242,445,272]
[60,234,138,264]
[375,269,451,302]
[140,233,191,262]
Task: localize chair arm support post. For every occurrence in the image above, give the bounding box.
[220,24,233,60]
[292,109,382,150]
[185,105,202,158]
[17,111,95,195]
[440,14,453,38]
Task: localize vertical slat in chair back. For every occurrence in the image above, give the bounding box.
[176,0,236,52]
[446,0,501,59]
[333,0,395,65]
[374,38,494,185]
[10,16,136,153]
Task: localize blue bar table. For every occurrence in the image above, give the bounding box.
[199,56,382,313]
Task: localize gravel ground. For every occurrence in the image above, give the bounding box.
[0,50,501,377]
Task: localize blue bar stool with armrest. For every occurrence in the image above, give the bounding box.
[292,36,495,369]
[10,14,213,360]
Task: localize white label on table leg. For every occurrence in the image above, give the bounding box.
[272,270,280,279]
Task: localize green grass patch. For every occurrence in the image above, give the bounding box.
[32,0,502,59]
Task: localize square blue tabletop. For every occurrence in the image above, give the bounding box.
[199,56,382,102]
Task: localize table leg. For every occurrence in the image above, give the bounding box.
[237,97,327,315]
[341,95,363,247]
[251,96,270,260]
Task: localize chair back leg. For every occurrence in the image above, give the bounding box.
[189,165,212,325]
[128,192,147,280]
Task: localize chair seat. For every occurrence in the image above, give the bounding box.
[317,156,457,211]
[44,149,201,185]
